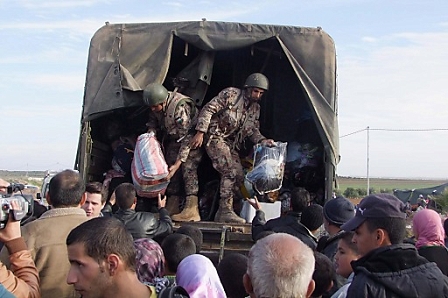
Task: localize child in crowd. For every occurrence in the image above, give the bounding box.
[331,231,360,298]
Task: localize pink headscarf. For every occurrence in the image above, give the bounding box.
[413,209,445,249]
[176,254,226,298]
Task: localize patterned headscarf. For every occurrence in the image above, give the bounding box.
[413,209,445,249]
[134,238,165,284]
[176,254,226,298]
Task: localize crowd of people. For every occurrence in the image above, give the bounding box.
[2,171,448,297]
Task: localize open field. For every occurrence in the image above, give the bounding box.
[336,176,448,192]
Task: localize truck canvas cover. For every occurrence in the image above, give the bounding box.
[78,20,339,200]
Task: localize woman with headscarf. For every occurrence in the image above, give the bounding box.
[176,254,226,298]
[413,208,448,276]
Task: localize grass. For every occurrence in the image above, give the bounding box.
[337,176,448,192]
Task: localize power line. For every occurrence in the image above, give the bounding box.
[340,128,448,138]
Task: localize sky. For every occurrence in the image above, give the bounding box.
[0,0,447,179]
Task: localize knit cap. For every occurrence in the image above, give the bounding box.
[323,196,355,226]
[301,204,324,231]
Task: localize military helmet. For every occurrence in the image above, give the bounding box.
[243,73,269,91]
[143,83,168,106]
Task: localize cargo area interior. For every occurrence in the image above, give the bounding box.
[82,35,327,212]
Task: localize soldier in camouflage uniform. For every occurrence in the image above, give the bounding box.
[190,73,274,223]
[144,83,203,221]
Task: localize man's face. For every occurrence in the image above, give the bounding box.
[246,87,265,102]
[67,243,111,298]
[352,221,379,257]
[82,193,104,217]
[150,104,163,112]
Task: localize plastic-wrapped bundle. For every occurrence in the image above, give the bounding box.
[131,132,170,198]
[245,142,287,195]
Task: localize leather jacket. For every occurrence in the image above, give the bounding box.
[114,208,173,240]
[0,237,40,298]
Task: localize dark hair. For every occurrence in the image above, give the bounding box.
[339,231,358,254]
[48,169,85,207]
[115,183,136,210]
[290,187,310,212]
[217,253,248,298]
[66,217,136,270]
[85,181,108,204]
[301,204,324,232]
[444,218,448,238]
[365,217,406,244]
[176,225,203,253]
[311,252,335,297]
[161,233,196,273]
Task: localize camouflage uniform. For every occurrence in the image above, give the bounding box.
[195,87,266,212]
[147,92,203,197]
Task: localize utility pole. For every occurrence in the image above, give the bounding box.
[366,126,370,195]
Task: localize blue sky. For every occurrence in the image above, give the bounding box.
[1,0,447,179]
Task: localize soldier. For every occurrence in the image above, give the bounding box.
[143,83,203,222]
[190,73,274,223]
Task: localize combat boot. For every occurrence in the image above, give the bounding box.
[171,195,201,222]
[214,197,246,224]
[165,195,180,215]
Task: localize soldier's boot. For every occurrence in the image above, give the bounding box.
[171,195,201,222]
[165,195,180,215]
[214,197,246,224]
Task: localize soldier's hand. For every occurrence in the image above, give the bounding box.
[167,160,182,179]
[158,193,167,209]
[190,131,204,149]
[260,139,275,147]
[245,196,262,211]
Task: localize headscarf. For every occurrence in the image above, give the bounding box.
[413,208,445,249]
[133,238,165,284]
[176,254,226,298]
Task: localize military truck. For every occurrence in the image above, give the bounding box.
[75,20,339,257]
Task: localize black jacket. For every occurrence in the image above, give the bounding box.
[251,211,317,249]
[347,243,448,298]
[113,208,173,240]
[418,245,448,276]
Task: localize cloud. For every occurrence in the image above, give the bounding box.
[361,36,377,43]
[17,0,109,9]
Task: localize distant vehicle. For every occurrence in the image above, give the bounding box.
[24,185,39,190]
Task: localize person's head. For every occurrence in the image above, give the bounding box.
[161,233,196,275]
[311,252,335,298]
[114,183,137,210]
[413,208,445,249]
[301,204,324,234]
[217,253,248,298]
[48,169,86,208]
[341,194,407,257]
[0,178,8,195]
[334,231,360,278]
[143,83,169,112]
[66,217,136,297]
[82,182,107,217]
[290,187,310,213]
[243,73,269,103]
[244,233,315,298]
[133,238,165,284]
[323,196,355,235]
[176,254,226,298]
[444,218,448,239]
[176,225,203,254]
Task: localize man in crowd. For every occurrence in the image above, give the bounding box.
[1,169,89,298]
[66,216,155,297]
[190,73,274,223]
[113,182,172,240]
[243,233,315,298]
[144,82,203,221]
[81,181,107,218]
[317,195,355,297]
[249,188,317,249]
[341,193,448,297]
